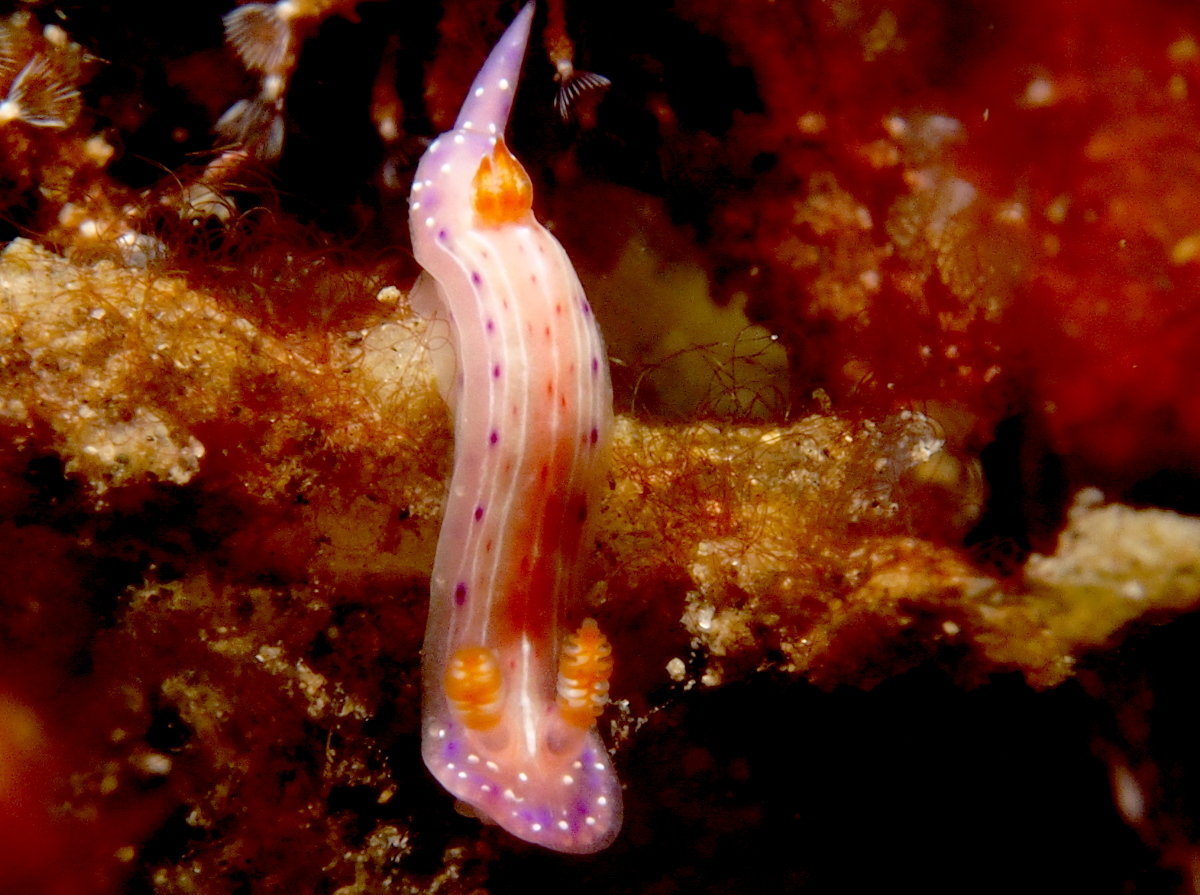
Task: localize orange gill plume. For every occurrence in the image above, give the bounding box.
[556,618,613,729]
[444,646,504,730]
[471,137,533,226]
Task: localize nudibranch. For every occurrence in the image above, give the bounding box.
[407,2,621,854]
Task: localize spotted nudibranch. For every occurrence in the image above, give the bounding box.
[407,2,620,854]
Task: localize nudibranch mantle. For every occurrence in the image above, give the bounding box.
[408,2,621,854]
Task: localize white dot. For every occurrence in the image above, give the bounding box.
[518,772,528,782]
[562,775,574,785]
[440,163,451,173]
[436,728,446,738]
[585,816,596,826]
[572,761,583,769]
[457,771,467,779]
[446,763,456,770]
[504,789,516,800]
[488,137,497,146]
[481,784,492,793]
[412,181,423,191]
[597,796,607,806]
[430,139,441,152]
[474,87,485,97]
[557,820,569,831]
[468,754,480,764]
[487,761,499,771]
[498,78,510,90]
[594,762,606,770]
[488,123,497,134]
[411,201,421,210]
[425,216,435,227]
[531,823,542,832]
[423,179,433,188]
[454,134,465,144]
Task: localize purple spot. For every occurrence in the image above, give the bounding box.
[582,300,592,316]
[591,356,599,374]
[438,229,448,241]
[493,364,502,379]
[590,427,599,445]
[489,430,499,446]
[454,583,467,606]
[471,271,482,285]
[486,318,495,333]
[474,505,484,521]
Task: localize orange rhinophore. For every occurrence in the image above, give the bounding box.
[444,645,504,731]
[471,138,533,226]
[556,618,613,729]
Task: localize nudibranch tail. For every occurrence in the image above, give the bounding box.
[454,2,535,135]
[410,0,622,855]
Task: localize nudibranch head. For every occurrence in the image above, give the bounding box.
[425,622,620,854]
[422,696,623,854]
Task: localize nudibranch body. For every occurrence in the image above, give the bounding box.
[408,2,621,854]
